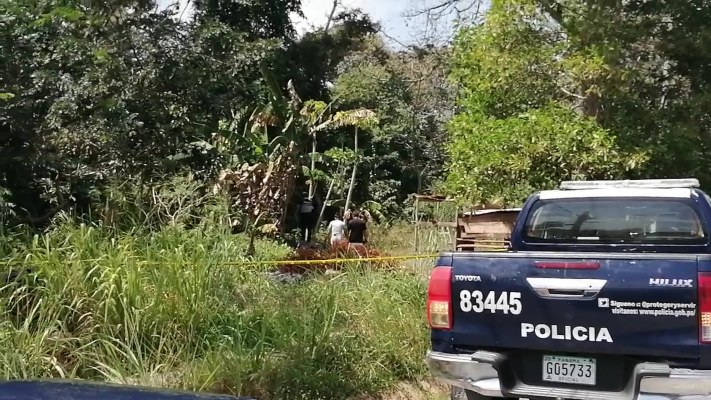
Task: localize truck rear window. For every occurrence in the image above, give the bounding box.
[524,198,707,244]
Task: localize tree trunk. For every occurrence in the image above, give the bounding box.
[308,131,316,198]
[417,167,426,193]
[278,142,299,235]
[315,163,343,233]
[324,0,339,33]
[344,126,358,212]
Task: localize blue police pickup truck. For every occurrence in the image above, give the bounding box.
[426,179,711,400]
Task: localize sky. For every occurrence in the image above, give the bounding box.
[293,0,415,44]
[156,0,452,46]
[156,0,192,18]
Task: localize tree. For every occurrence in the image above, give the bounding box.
[0,1,286,225]
[281,8,379,100]
[328,109,379,212]
[445,0,711,205]
[192,0,302,39]
[404,0,487,44]
[331,36,452,215]
[0,0,472,239]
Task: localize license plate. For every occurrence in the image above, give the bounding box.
[542,355,596,386]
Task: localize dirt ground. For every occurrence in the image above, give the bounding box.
[349,379,448,400]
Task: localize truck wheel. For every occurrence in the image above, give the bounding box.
[450,386,518,400]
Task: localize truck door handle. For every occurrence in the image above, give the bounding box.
[526,277,607,298]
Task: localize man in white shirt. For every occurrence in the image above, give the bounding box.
[327,213,347,245]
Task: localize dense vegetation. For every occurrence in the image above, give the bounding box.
[5,0,711,222]
[0,0,451,231]
[0,2,444,397]
[446,0,711,204]
[3,0,711,398]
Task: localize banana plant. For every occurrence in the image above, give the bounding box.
[328,109,379,212]
[245,64,379,238]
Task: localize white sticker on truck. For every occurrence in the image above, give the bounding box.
[459,290,522,315]
[597,297,696,317]
[521,323,613,342]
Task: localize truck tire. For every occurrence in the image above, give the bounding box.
[451,386,519,400]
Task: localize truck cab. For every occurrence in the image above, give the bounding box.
[426,179,711,400]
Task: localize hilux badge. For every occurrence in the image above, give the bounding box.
[649,278,693,288]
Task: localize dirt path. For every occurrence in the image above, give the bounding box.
[349,380,448,400]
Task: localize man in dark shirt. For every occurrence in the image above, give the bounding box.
[297,191,319,242]
[347,210,368,245]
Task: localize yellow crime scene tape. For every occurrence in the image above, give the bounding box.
[0,253,442,267]
[0,244,510,267]
[225,254,441,266]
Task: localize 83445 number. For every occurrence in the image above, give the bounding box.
[459,290,522,314]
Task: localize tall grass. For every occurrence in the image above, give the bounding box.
[371,223,454,260]
[0,220,430,399]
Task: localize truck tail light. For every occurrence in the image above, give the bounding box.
[427,266,452,330]
[699,273,711,343]
[535,261,600,270]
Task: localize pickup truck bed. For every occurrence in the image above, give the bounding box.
[426,179,711,400]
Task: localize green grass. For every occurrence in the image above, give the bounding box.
[370,223,454,256]
[0,221,431,399]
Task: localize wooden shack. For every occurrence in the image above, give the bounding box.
[456,208,521,251]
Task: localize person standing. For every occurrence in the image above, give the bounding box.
[326,213,347,245]
[346,210,368,246]
[297,192,315,242]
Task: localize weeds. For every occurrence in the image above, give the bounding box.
[0,221,429,399]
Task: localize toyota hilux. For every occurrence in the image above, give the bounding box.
[426,179,711,400]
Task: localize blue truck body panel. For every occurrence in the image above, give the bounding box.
[0,380,254,400]
[434,252,703,360]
